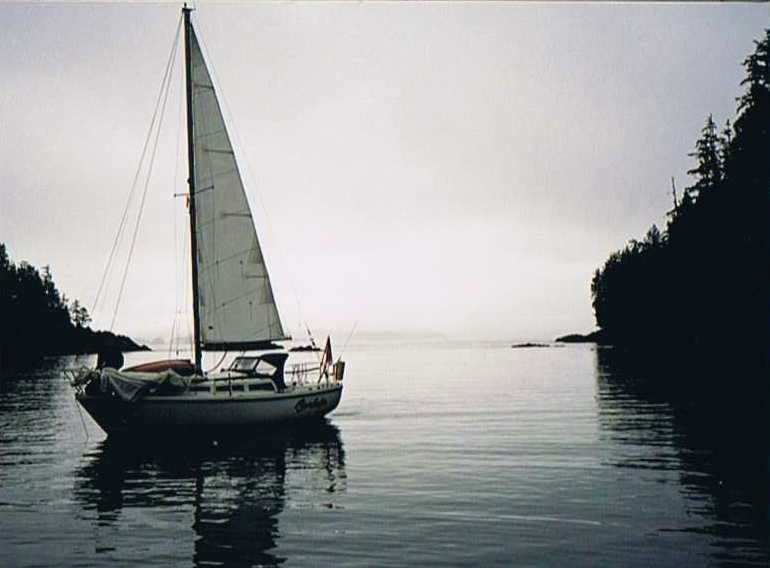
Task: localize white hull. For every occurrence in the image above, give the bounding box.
[77,383,343,435]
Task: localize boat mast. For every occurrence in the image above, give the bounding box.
[183,4,203,373]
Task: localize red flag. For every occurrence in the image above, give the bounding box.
[318,336,332,382]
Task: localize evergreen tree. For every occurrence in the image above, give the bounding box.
[719,119,733,174]
[590,29,769,379]
[0,244,144,370]
[686,114,723,200]
[69,300,91,328]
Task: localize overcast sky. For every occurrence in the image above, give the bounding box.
[1,2,768,342]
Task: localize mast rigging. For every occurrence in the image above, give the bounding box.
[183,4,203,372]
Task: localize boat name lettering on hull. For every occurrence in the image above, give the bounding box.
[295,397,328,414]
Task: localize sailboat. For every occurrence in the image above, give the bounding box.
[71,6,344,435]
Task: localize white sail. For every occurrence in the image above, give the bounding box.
[189,26,286,350]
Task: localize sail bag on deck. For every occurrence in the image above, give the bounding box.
[99,368,189,403]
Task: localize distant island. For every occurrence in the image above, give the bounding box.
[0,243,148,371]
[289,345,322,352]
[511,342,563,349]
[554,331,605,344]
[558,30,769,377]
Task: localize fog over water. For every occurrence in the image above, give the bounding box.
[1,3,767,341]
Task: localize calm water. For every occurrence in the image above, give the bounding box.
[0,341,767,566]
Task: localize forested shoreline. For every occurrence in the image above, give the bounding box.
[586,31,769,378]
[0,243,147,371]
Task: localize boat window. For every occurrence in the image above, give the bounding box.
[229,357,258,372]
[254,360,277,376]
[249,383,275,392]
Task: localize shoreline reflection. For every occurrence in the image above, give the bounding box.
[595,347,769,565]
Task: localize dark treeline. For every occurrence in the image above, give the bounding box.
[590,30,769,379]
[0,243,147,370]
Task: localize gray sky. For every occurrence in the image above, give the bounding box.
[1,2,768,342]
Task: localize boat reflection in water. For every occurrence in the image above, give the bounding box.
[74,422,345,566]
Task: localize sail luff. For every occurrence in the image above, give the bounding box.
[186,14,288,351]
[182,6,203,372]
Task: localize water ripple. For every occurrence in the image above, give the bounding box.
[0,344,767,566]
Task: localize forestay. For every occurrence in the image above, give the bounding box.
[188,26,287,350]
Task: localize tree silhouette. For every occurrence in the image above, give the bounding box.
[0,244,145,370]
[686,114,722,200]
[69,300,91,328]
[590,29,769,380]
